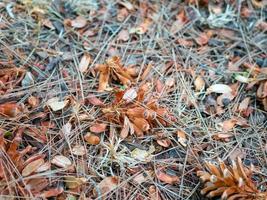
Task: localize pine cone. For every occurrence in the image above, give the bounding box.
[197,157,267,200]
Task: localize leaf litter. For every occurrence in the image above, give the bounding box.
[0,0,267,199]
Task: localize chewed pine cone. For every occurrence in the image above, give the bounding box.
[197,157,267,200]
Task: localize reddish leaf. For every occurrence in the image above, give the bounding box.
[0,102,23,117]
[156,169,179,184]
[86,94,104,106]
[90,123,107,133]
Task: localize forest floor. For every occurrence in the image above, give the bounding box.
[0,0,267,200]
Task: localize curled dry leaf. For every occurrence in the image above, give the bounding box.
[47,97,69,111]
[0,102,23,117]
[194,76,205,91]
[51,155,72,168]
[207,84,232,94]
[72,145,86,156]
[79,53,91,73]
[156,169,179,184]
[22,158,45,176]
[123,88,137,103]
[90,123,107,133]
[64,176,87,189]
[177,130,187,147]
[84,133,100,145]
[93,176,119,196]
[70,16,87,28]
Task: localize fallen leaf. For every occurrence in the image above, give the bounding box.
[219,118,238,132]
[84,133,100,145]
[64,176,87,189]
[117,8,129,22]
[123,88,137,103]
[194,76,205,91]
[120,116,134,139]
[177,130,187,147]
[70,16,87,28]
[79,53,91,73]
[238,97,250,113]
[72,145,86,156]
[90,123,107,133]
[156,139,171,148]
[130,18,152,34]
[93,176,119,196]
[85,94,104,106]
[22,158,45,176]
[51,155,72,168]
[149,185,162,200]
[207,84,232,94]
[47,97,68,111]
[118,1,134,10]
[117,29,130,41]
[36,162,51,173]
[97,64,110,92]
[195,32,211,46]
[62,123,72,137]
[28,96,40,108]
[0,102,23,117]
[165,78,175,87]
[156,169,179,184]
[40,188,64,198]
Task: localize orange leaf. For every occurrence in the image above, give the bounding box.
[84,133,100,145]
[194,76,205,91]
[97,65,110,92]
[132,117,150,132]
[176,130,187,147]
[90,123,107,133]
[0,102,22,117]
[156,170,179,184]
